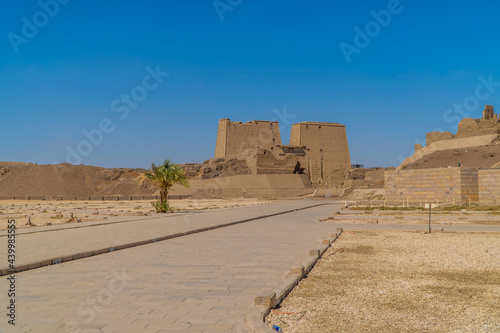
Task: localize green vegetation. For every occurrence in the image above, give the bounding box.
[145,159,189,213]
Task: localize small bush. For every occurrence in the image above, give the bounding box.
[152,199,170,213]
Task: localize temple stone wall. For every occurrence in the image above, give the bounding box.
[214,119,281,159]
[290,122,351,186]
[478,169,500,204]
[385,167,478,203]
[213,119,351,187]
[426,131,454,146]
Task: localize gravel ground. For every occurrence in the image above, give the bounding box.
[0,198,279,229]
[326,209,500,226]
[266,231,500,333]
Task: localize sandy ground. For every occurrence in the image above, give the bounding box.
[323,208,500,226]
[266,231,500,333]
[0,198,280,230]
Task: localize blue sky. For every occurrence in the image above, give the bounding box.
[1,0,500,168]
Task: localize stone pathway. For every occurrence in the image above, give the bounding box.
[0,200,326,270]
[0,201,339,333]
[2,200,498,333]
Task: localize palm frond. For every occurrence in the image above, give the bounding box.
[145,159,189,204]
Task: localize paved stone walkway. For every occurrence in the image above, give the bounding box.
[0,201,340,333]
[2,200,498,333]
[0,200,326,269]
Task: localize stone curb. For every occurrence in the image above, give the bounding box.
[0,203,333,277]
[441,230,500,234]
[0,201,284,238]
[251,227,344,332]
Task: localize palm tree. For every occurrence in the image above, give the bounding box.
[145,159,189,212]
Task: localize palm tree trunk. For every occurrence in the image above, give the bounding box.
[161,188,168,203]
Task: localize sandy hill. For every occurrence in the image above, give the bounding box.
[0,162,157,198]
[0,161,315,199]
[399,106,500,170]
[401,146,500,170]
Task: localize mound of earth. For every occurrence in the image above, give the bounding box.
[342,188,385,201]
[180,157,251,179]
[342,167,394,188]
[402,145,500,170]
[0,162,157,198]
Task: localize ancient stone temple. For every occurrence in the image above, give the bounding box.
[212,119,351,186]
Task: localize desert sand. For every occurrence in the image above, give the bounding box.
[0,198,280,230]
[266,230,500,332]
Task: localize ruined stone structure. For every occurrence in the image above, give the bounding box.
[483,105,497,120]
[212,119,351,186]
[454,117,500,139]
[344,167,392,188]
[399,105,500,170]
[412,105,500,153]
[426,131,454,146]
[387,105,500,204]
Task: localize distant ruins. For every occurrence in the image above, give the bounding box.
[0,118,353,200]
[412,105,500,159]
[386,105,500,204]
[212,119,351,186]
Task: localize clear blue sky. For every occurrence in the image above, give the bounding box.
[1,0,500,168]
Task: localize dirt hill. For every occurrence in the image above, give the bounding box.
[0,162,157,198]
[180,157,251,179]
[401,145,500,170]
